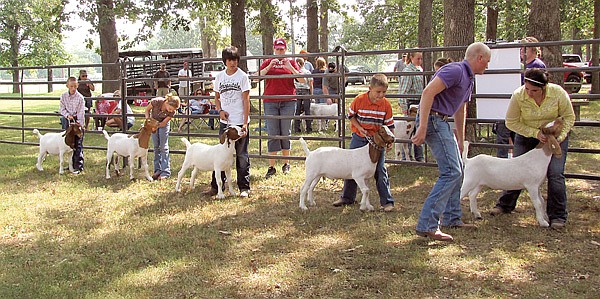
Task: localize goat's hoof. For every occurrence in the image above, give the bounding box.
[539,221,550,228]
[217,195,225,199]
[299,206,308,211]
[473,213,483,219]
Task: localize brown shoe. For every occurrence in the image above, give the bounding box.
[332,198,354,207]
[441,223,477,229]
[489,206,507,216]
[416,230,454,242]
[550,220,566,230]
[202,188,219,196]
[152,172,161,180]
[380,204,394,212]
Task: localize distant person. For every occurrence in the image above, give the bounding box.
[105,90,135,130]
[412,42,491,241]
[398,51,425,162]
[59,76,85,174]
[178,61,192,97]
[153,63,171,97]
[434,57,452,71]
[394,53,407,83]
[299,50,314,72]
[323,62,341,103]
[259,37,306,178]
[77,69,95,130]
[294,58,313,133]
[312,57,327,104]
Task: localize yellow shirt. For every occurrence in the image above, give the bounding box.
[505,83,575,142]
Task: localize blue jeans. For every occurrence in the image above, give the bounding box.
[401,143,424,161]
[211,122,251,191]
[494,121,515,158]
[416,115,464,232]
[495,134,569,223]
[152,123,171,177]
[264,101,296,152]
[340,133,394,206]
[313,88,326,104]
[61,116,84,171]
[294,89,312,132]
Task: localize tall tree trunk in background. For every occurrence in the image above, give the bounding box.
[97,0,120,93]
[306,0,319,63]
[418,0,433,73]
[572,27,582,57]
[443,0,476,142]
[231,0,247,72]
[260,0,275,55]
[592,0,600,93]
[199,17,216,58]
[9,31,20,93]
[319,0,329,52]
[529,0,562,85]
[486,0,498,41]
[504,0,516,42]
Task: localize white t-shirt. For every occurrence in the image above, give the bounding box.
[214,68,251,125]
[178,68,192,88]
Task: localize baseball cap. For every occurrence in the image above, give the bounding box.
[273,38,287,50]
[327,62,336,69]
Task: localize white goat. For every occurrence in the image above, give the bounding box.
[298,126,396,211]
[175,126,243,198]
[103,118,159,181]
[393,120,416,160]
[33,123,83,174]
[310,103,338,132]
[460,118,564,227]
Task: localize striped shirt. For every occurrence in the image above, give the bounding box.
[397,63,424,107]
[347,92,394,137]
[59,91,85,126]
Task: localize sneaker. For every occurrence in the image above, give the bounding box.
[282,163,291,174]
[550,220,566,230]
[158,176,169,180]
[152,172,161,180]
[72,170,82,175]
[240,190,249,198]
[489,206,507,216]
[265,166,276,178]
[332,198,354,207]
[380,204,394,212]
[203,188,219,196]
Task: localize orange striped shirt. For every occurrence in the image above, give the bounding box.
[347,92,394,137]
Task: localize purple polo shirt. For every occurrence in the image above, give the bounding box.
[522,58,546,84]
[430,60,474,116]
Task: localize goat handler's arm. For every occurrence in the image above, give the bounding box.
[453,102,466,154]
[144,102,153,119]
[411,77,445,146]
[159,117,171,128]
[242,90,250,136]
[350,116,367,137]
[214,92,228,121]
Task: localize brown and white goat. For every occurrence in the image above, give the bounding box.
[460,117,565,227]
[299,126,396,211]
[33,123,83,174]
[175,126,243,198]
[103,118,159,181]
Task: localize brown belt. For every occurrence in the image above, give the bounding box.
[430,110,449,121]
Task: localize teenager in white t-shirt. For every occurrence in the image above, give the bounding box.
[178,61,192,96]
[207,46,251,197]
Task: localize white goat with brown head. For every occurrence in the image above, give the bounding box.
[33,123,83,174]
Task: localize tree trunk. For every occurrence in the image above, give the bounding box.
[231,0,248,72]
[319,0,329,52]
[528,0,562,85]
[9,28,20,94]
[418,0,433,72]
[200,15,216,58]
[97,0,120,94]
[260,0,275,55]
[486,0,498,41]
[572,27,582,57]
[443,0,476,142]
[592,0,600,93]
[306,0,319,62]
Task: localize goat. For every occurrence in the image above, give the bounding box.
[175,126,243,198]
[310,103,338,132]
[459,117,564,227]
[33,123,83,174]
[103,118,159,181]
[393,105,418,160]
[298,126,396,211]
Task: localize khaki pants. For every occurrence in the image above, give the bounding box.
[157,87,170,97]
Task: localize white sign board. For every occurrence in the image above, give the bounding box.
[475,46,521,119]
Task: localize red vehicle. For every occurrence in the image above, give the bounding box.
[562,54,584,93]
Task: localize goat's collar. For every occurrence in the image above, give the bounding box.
[366,135,384,151]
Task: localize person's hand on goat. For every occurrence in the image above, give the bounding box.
[537,131,548,143]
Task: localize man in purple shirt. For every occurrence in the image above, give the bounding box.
[412,42,491,241]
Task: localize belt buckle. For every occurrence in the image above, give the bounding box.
[442,114,448,121]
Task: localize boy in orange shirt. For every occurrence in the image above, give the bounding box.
[332,74,396,211]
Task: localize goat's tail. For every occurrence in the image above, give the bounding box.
[32,129,42,139]
[298,137,311,156]
[102,130,110,141]
[181,137,192,150]
[462,141,470,162]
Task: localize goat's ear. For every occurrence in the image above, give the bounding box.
[368,144,380,163]
[219,130,226,144]
[548,136,562,157]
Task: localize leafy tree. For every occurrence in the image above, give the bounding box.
[0,0,69,93]
[145,25,202,50]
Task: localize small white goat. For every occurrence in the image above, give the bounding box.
[298,126,396,211]
[393,105,418,160]
[33,123,83,174]
[103,118,159,181]
[175,126,243,198]
[460,118,564,227]
[310,103,338,132]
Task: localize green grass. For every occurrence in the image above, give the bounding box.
[0,87,599,298]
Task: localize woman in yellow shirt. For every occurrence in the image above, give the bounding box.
[490,68,575,229]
